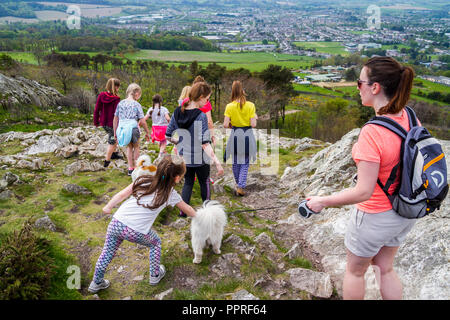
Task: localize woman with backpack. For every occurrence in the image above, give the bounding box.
[306,56,418,300]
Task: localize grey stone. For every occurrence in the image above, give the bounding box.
[2,172,19,186]
[231,289,259,300]
[35,215,57,232]
[0,72,63,108]
[155,288,173,300]
[63,160,105,176]
[0,190,14,200]
[63,184,92,196]
[286,268,333,298]
[170,218,188,229]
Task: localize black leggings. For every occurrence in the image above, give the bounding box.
[181,164,211,205]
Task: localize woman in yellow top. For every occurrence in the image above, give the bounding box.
[223,81,258,196]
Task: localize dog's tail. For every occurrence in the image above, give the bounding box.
[193,200,227,232]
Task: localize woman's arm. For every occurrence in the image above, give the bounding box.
[306,160,379,212]
[165,113,171,122]
[202,143,224,176]
[223,116,231,129]
[205,111,215,144]
[113,115,119,139]
[250,115,257,128]
[139,118,150,141]
[175,201,196,218]
[103,183,134,214]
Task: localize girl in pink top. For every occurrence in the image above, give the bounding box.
[307,57,418,300]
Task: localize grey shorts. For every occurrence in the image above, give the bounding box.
[130,127,140,144]
[103,126,116,145]
[344,207,416,258]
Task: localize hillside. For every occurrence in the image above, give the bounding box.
[0,123,448,300]
[0,75,448,300]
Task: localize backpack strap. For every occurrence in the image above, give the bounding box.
[365,116,408,198]
[367,116,408,140]
[405,106,418,128]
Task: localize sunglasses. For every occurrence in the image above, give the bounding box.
[357,79,373,89]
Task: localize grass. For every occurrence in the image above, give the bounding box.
[0,129,321,299]
[0,105,91,134]
[293,41,349,56]
[125,49,320,72]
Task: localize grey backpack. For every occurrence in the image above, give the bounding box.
[366,106,448,219]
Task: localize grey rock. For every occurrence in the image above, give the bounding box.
[286,268,333,298]
[63,183,92,196]
[63,160,104,176]
[56,145,79,158]
[0,190,14,200]
[170,218,188,229]
[211,253,242,279]
[155,288,173,300]
[224,234,248,252]
[284,243,303,259]
[35,215,57,232]
[254,232,278,253]
[0,72,63,108]
[0,179,8,192]
[26,135,69,155]
[231,289,259,300]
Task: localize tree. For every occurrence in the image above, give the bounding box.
[259,65,295,127]
[203,63,226,118]
[51,62,76,94]
[345,68,358,81]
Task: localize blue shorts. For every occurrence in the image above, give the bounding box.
[344,207,416,258]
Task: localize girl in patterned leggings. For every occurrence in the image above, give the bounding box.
[88,155,196,293]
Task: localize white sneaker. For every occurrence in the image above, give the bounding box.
[88,279,110,293]
[149,265,166,285]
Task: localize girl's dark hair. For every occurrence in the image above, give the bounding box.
[364,56,415,115]
[150,94,163,117]
[181,82,211,112]
[231,80,246,110]
[132,154,186,210]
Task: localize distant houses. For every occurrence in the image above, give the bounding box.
[305,73,342,82]
[419,75,450,86]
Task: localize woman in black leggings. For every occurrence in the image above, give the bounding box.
[165,82,224,217]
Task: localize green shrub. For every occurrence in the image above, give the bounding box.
[0,219,55,299]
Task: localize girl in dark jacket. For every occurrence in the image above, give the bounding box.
[93,78,122,167]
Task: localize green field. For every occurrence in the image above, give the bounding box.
[293,41,349,56]
[2,51,38,64]
[124,49,319,72]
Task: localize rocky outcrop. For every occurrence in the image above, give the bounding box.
[280,129,450,300]
[0,73,63,107]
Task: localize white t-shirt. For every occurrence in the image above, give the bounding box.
[147,106,169,126]
[113,188,182,234]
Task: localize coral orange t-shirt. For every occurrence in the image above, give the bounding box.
[352,108,420,213]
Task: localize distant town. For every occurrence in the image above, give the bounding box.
[105,3,449,86]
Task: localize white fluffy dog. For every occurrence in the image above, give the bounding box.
[131,154,157,182]
[191,200,227,264]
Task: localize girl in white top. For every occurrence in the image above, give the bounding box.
[88,154,196,293]
[144,94,171,156]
